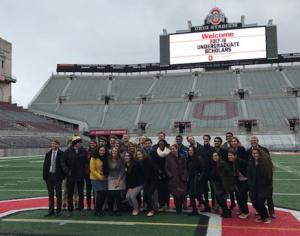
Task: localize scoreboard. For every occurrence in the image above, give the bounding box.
[169,27,267,64]
[160,8,278,66]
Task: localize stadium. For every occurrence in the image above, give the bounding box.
[1,4,300,236]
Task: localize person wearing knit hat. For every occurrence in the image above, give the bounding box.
[61,135,88,217]
[71,135,82,145]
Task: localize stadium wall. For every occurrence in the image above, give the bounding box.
[0,133,297,157]
[0,37,12,102]
[0,148,49,158]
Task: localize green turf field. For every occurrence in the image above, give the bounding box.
[0,154,300,210]
[0,154,299,236]
[0,210,208,236]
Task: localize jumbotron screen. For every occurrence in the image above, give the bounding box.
[169,27,267,64]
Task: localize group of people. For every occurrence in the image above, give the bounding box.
[42,131,275,223]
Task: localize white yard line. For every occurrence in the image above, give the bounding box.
[277,161,300,163]
[273,162,300,177]
[273,193,300,196]
[274,179,300,181]
[0,158,43,162]
[0,166,41,168]
[0,207,47,218]
[2,217,299,231]
[0,155,43,160]
[201,212,221,236]
[0,165,10,167]
[0,190,47,192]
[2,218,199,227]
[0,177,40,179]
[0,196,47,203]
[0,170,41,172]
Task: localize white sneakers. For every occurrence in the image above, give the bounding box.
[146,211,155,217]
[132,209,139,216]
[238,213,249,219]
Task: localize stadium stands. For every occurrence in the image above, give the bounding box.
[140,102,187,129]
[0,102,73,150]
[195,71,237,97]
[66,76,108,102]
[28,66,300,142]
[111,75,154,100]
[0,102,71,132]
[102,104,139,129]
[245,97,297,127]
[284,67,300,87]
[33,75,69,103]
[241,69,287,94]
[152,73,194,98]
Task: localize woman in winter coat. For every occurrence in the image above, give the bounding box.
[165,144,188,214]
[138,149,159,217]
[107,147,126,216]
[187,146,208,215]
[211,151,235,218]
[229,137,250,219]
[248,147,273,224]
[124,151,144,216]
[90,146,109,216]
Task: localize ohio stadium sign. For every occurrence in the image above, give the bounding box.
[205,8,226,25]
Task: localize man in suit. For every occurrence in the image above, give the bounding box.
[43,139,65,216]
[61,135,88,217]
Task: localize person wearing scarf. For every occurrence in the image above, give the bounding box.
[152,139,170,211]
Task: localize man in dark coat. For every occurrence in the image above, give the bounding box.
[213,137,228,161]
[246,136,270,158]
[187,135,211,212]
[43,140,65,216]
[222,132,233,149]
[202,134,216,212]
[187,136,203,155]
[61,136,88,216]
[176,135,188,159]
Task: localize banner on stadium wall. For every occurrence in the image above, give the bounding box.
[89,129,128,136]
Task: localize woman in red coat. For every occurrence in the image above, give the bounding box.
[165,144,188,214]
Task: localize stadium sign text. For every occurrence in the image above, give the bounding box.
[191,8,241,32]
[191,23,242,32]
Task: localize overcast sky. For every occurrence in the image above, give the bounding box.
[0,0,299,108]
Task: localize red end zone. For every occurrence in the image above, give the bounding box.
[0,198,299,236]
[223,206,300,236]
